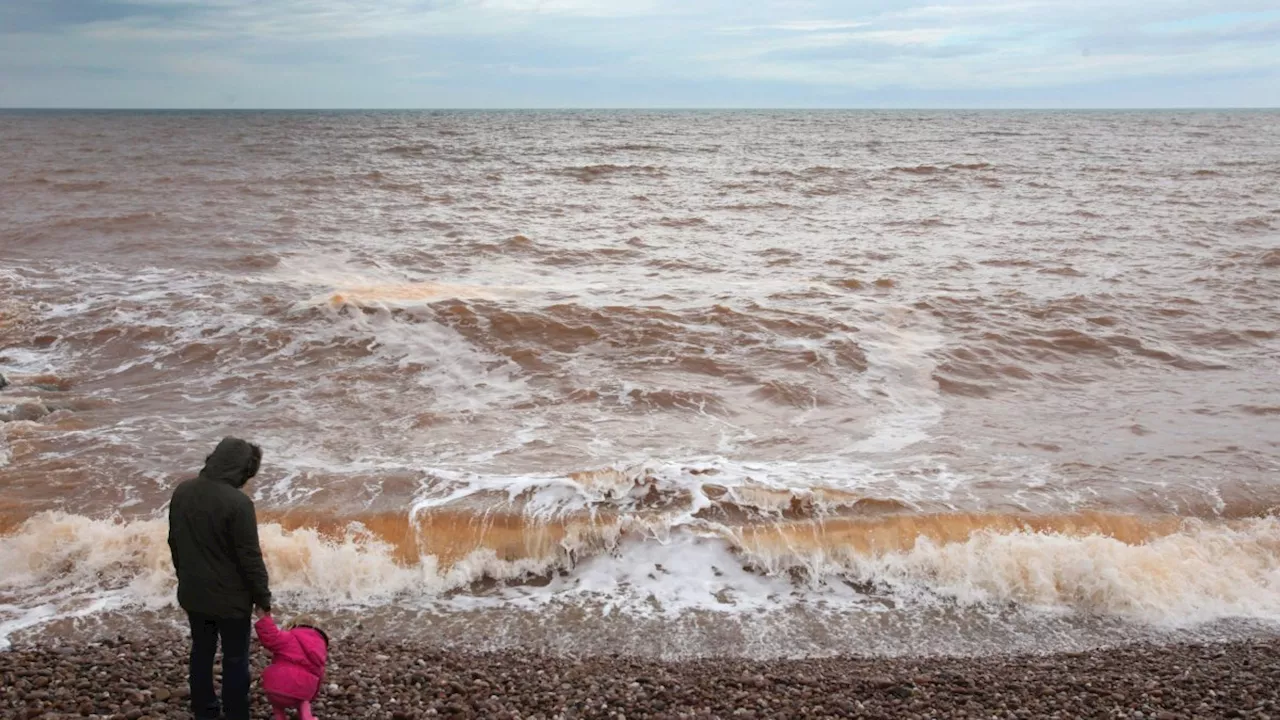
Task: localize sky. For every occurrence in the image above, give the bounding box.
[1,0,1278,108]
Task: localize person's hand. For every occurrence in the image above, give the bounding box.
[254,605,270,619]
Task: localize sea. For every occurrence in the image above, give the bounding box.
[1,109,1279,656]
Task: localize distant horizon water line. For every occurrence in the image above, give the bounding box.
[2,106,1279,113]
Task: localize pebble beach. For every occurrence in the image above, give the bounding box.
[6,634,1280,719]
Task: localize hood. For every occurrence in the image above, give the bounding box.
[198,437,262,488]
[289,615,329,648]
[295,626,329,673]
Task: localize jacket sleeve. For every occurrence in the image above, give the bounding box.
[167,504,180,574]
[254,614,287,652]
[231,498,272,612]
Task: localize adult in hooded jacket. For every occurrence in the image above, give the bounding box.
[168,437,272,720]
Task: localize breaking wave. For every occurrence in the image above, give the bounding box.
[4,507,1280,649]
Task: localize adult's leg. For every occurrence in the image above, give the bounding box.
[187,613,221,720]
[217,615,253,720]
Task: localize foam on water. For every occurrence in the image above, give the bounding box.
[4,110,1280,655]
[407,457,971,522]
[848,304,945,454]
[314,300,531,413]
[856,521,1280,622]
[4,508,1280,649]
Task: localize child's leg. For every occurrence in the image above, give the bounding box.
[299,700,316,720]
[267,694,297,720]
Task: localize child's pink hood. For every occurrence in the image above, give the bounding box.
[255,614,328,701]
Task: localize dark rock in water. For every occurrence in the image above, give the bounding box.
[1,401,50,423]
[0,372,8,390]
[43,399,81,413]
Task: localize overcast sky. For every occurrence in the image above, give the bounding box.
[1,0,1278,108]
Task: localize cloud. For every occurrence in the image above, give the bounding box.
[689,1,1280,93]
[717,20,872,34]
[1080,15,1280,55]
[473,0,661,17]
[0,0,1277,107]
[774,20,872,32]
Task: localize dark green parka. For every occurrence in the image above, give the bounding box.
[168,437,272,618]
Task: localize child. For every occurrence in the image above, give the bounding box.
[254,611,330,720]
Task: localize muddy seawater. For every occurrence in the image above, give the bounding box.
[2,109,1279,656]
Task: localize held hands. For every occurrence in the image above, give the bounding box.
[254,604,271,619]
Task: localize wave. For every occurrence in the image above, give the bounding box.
[557,165,665,182]
[4,509,1280,647]
[655,217,709,228]
[585,143,672,153]
[1236,216,1274,231]
[313,292,870,378]
[382,143,438,156]
[715,202,798,212]
[911,292,1239,392]
[325,282,508,305]
[34,179,112,192]
[48,211,166,232]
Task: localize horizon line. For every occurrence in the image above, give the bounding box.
[2,106,1279,112]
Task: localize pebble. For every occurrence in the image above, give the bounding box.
[4,635,1280,719]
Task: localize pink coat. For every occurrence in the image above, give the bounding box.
[255,615,328,702]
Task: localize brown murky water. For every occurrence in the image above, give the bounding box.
[2,110,1279,655]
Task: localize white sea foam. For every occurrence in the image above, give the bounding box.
[847,303,944,454]
[4,509,1280,648]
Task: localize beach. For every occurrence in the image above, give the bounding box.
[5,632,1280,719]
[3,109,1280,701]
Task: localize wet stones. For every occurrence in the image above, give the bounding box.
[4,635,1280,719]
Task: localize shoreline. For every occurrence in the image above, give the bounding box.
[5,634,1280,718]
